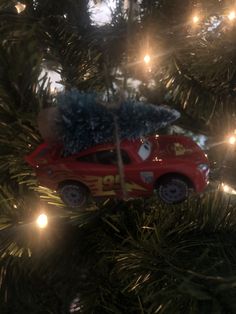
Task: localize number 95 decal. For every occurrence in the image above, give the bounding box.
[102,175,120,190]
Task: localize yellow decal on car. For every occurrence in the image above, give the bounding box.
[46,171,147,196]
[173,143,192,156]
[82,174,147,195]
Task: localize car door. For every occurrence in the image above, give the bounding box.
[74,149,121,197]
[122,142,154,197]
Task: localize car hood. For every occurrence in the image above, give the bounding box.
[151,135,208,163]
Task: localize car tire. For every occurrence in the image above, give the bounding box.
[58,181,89,208]
[156,175,189,204]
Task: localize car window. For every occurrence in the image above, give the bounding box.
[77,149,131,165]
[138,141,152,161]
[37,147,49,158]
[77,153,96,163]
[96,149,131,165]
[121,150,131,164]
[96,150,117,164]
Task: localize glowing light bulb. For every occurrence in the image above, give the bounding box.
[222,184,230,193]
[221,183,236,195]
[228,11,236,21]
[15,2,26,13]
[144,54,151,64]
[228,135,236,145]
[36,214,48,229]
[192,15,200,24]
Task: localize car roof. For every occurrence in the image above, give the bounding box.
[75,138,142,157]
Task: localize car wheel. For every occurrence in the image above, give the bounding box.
[157,176,189,204]
[58,182,89,208]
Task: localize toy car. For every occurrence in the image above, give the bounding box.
[25,135,209,208]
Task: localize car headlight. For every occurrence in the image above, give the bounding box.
[197,164,209,171]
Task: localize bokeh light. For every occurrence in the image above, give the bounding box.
[192,15,200,24]
[144,54,151,64]
[15,2,26,13]
[228,11,236,21]
[228,135,236,145]
[36,213,48,229]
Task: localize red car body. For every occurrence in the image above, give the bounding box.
[26,135,209,204]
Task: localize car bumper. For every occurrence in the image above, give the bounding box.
[193,169,209,193]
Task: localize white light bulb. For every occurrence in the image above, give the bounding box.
[144,54,151,64]
[192,15,200,24]
[221,183,236,195]
[36,214,48,229]
[228,11,236,21]
[222,184,230,192]
[15,2,26,14]
[228,135,236,145]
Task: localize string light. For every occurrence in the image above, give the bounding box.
[228,135,236,145]
[221,183,236,195]
[222,183,230,193]
[228,11,236,21]
[36,213,48,229]
[15,2,26,13]
[192,15,200,24]
[144,54,151,64]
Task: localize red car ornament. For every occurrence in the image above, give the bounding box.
[25,135,209,208]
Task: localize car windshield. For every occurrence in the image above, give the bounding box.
[138,140,152,161]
